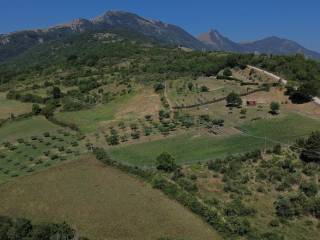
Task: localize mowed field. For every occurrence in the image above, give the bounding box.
[110,113,320,166]
[0,156,221,240]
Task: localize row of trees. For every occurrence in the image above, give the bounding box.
[0,216,87,240]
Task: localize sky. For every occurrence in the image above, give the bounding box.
[1,0,320,52]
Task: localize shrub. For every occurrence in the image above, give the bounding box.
[223,68,232,77]
[131,131,140,140]
[32,104,41,115]
[58,146,65,152]
[260,232,285,240]
[106,131,120,146]
[143,127,152,136]
[300,131,320,163]
[200,85,209,92]
[187,82,194,91]
[156,152,178,172]
[224,198,256,217]
[308,197,320,218]
[300,181,318,197]
[270,102,280,114]
[269,219,280,227]
[0,216,77,239]
[275,194,307,218]
[43,132,50,137]
[176,178,198,193]
[226,92,242,107]
[144,115,152,121]
[153,82,165,92]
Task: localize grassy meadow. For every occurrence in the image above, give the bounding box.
[0,116,61,142]
[55,92,137,133]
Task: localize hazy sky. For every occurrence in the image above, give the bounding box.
[1,0,320,52]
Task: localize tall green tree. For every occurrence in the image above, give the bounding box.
[156,152,178,172]
[52,86,62,99]
[300,131,320,163]
[270,102,280,114]
[226,92,242,107]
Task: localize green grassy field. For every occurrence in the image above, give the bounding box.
[55,93,135,133]
[0,156,221,240]
[241,112,320,142]
[109,113,320,166]
[109,132,265,166]
[0,116,61,142]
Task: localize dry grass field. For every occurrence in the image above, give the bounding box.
[115,87,161,120]
[0,156,221,240]
[0,92,33,119]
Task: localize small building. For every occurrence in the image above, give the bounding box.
[246,100,257,106]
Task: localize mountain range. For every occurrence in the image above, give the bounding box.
[1,10,319,62]
[198,29,320,59]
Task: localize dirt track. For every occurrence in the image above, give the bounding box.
[248,65,320,105]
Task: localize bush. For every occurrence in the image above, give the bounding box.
[32,104,41,115]
[156,152,178,172]
[226,92,242,107]
[260,232,285,240]
[176,177,198,193]
[43,132,50,137]
[106,130,120,145]
[308,197,320,218]
[300,181,318,197]
[0,216,78,240]
[224,198,256,217]
[223,68,232,77]
[270,102,280,114]
[131,131,140,140]
[275,194,307,218]
[63,99,88,112]
[269,219,280,227]
[153,82,165,92]
[300,131,320,163]
[200,85,209,92]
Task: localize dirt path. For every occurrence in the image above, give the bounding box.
[247,65,288,85]
[313,97,320,105]
[248,65,320,106]
[164,81,174,111]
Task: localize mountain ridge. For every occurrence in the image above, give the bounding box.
[197,29,320,59]
[1,10,320,62]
